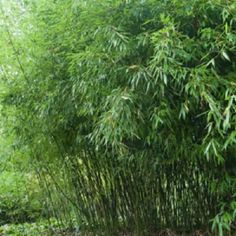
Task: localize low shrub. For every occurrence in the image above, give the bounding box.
[0,171,42,225]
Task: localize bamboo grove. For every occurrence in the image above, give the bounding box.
[0,0,236,235]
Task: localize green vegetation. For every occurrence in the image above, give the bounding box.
[0,0,236,235]
[0,218,78,236]
[0,171,42,225]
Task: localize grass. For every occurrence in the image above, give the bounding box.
[0,219,80,236]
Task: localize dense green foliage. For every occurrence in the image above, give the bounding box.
[0,116,43,225]
[1,0,236,235]
[0,171,42,225]
[0,218,71,236]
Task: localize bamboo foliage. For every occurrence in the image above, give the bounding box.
[0,0,236,234]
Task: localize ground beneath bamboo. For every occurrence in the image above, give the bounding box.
[1,222,235,236]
